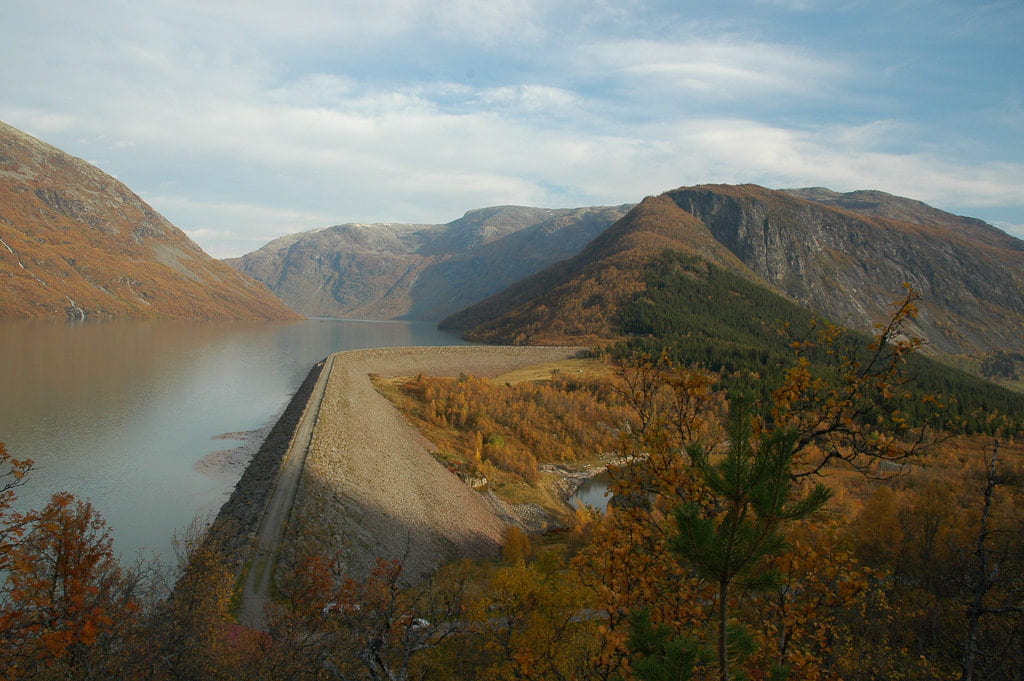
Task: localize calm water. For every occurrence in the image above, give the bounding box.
[0,319,469,561]
[571,472,611,511]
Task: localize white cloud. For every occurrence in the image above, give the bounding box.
[0,108,78,137]
[474,85,582,114]
[581,38,850,100]
[269,74,359,108]
[149,195,337,258]
[651,117,1024,221]
[426,0,548,44]
[2,0,1021,257]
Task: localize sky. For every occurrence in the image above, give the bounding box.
[1,1,1022,258]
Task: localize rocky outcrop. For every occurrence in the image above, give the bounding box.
[0,120,300,320]
[784,187,1023,253]
[226,204,631,321]
[667,185,1024,356]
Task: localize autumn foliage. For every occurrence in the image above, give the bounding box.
[387,370,632,489]
[0,121,299,320]
[0,445,150,680]
[2,290,1023,679]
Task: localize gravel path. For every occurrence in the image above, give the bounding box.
[284,345,579,583]
[238,354,336,629]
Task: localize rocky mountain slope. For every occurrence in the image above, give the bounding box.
[0,121,299,320]
[442,184,1024,358]
[670,185,1024,356]
[226,204,631,321]
[439,194,758,344]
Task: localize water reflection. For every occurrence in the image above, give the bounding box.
[570,472,611,511]
[0,318,469,561]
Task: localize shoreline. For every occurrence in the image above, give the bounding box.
[195,424,275,484]
[204,358,326,567]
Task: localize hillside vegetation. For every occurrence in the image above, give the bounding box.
[379,297,1024,680]
[442,187,1024,430]
[617,251,1024,432]
[2,295,1023,678]
[0,121,299,320]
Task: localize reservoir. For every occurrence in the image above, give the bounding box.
[0,318,469,562]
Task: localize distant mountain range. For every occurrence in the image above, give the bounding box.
[5,116,1020,367]
[225,204,632,321]
[440,184,1024,360]
[0,121,298,320]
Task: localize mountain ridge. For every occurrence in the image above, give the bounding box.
[666,184,1024,356]
[226,204,633,321]
[440,194,763,343]
[442,184,1024,360]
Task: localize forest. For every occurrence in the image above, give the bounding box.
[616,251,1024,433]
[1,286,1023,680]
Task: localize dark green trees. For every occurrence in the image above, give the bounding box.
[672,400,832,681]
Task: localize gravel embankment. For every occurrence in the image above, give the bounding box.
[284,345,579,581]
[206,359,325,566]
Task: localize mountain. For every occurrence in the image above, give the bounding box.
[225,204,632,321]
[439,194,756,343]
[0,121,299,320]
[441,184,1024,359]
[670,185,1024,356]
[783,187,1023,252]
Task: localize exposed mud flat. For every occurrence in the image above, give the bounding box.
[195,425,275,483]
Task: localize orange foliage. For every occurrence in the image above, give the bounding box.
[501,526,534,563]
[0,491,142,678]
[0,122,299,320]
[0,441,33,572]
[770,288,939,478]
[403,371,634,483]
[468,560,601,681]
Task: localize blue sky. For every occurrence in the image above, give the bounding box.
[2,0,1022,257]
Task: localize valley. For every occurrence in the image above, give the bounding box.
[440,184,1024,365]
[2,120,1024,680]
[225,204,632,321]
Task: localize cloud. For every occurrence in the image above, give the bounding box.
[149,195,337,258]
[652,117,1024,221]
[0,108,78,137]
[2,0,1022,255]
[474,85,582,115]
[580,38,850,101]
